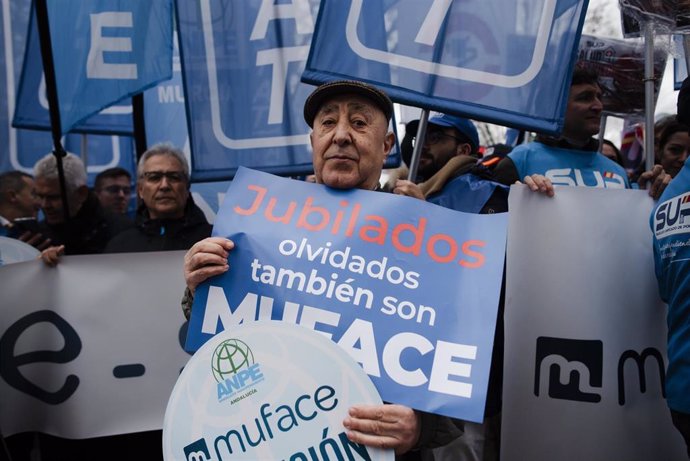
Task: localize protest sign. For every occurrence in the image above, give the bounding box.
[502,185,686,460]
[186,168,507,422]
[164,321,392,461]
[620,0,687,37]
[0,237,40,266]
[576,35,666,117]
[0,251,190,439]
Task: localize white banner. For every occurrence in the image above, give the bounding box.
[0,251,191,439]
[4,188,690,457]
[502,186,687,460]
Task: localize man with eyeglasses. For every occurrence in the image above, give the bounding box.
[104,143,212,253]
[389,113,508,215]
[36,152,132,264]
[405,114,479,182]
[94,167,132,215]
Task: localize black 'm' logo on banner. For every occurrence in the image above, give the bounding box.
[534,336,603,403]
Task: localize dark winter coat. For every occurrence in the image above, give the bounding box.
[104,197,212,253]
[40,192,132,255]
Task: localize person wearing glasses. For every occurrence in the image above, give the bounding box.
[103,143,211,254]
[36,152,132,264]
[388,113,508,215]
[94,167,132,216]
[404,114,480,183]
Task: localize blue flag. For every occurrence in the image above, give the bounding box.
[303,0,588,135]
[187,168,508,422]
[144,30,188,150]
[13,5,134,136]
[0,0,135,177]
[175,0,400,182]
[45,0,173,134]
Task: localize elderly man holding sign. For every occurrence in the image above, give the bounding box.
[182,80,460,458]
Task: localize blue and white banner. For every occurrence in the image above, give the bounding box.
[144,30,188,150]
[175,0,400,182]
[12,5,133,136]
[0,0,45,173]
[44,0,173,134]
[303,0,589,135]
[1,0,135,177]
[187,168,508,422]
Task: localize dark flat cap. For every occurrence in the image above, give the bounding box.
[303,80,394,128]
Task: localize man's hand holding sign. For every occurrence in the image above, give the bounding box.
[183,81,507,455]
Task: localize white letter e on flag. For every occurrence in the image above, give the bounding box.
[86,12,137,79]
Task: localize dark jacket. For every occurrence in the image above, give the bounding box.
[40,192,132,255]
[105,197,212,253]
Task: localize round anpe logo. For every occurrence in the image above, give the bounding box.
[164,321,392,460]
[211,339,254,383]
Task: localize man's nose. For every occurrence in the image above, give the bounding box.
[592,96,604,112]
[332,120,352,144]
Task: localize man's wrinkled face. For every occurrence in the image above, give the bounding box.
[563,83,604,142]
[35,177,83,225]
[137,155,189,219]
[96,175,131,215]
[310,94,394,190]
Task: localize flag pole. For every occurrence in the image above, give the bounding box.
[683,35,690,75]
[644,21,656,172]
[34,0,70,222]
[407,109,429,182]
[132,93,148,163]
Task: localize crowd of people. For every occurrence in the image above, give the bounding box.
[1,66,689,460]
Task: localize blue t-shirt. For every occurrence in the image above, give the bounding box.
[509,142,630,189]
[651,158,690,413]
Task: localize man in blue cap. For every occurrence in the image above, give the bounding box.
[393,113,508,215]
[403,113,480,183]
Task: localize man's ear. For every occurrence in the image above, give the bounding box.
[75,185,89,206]
[382,131,395,162]
[455,143,472,157]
